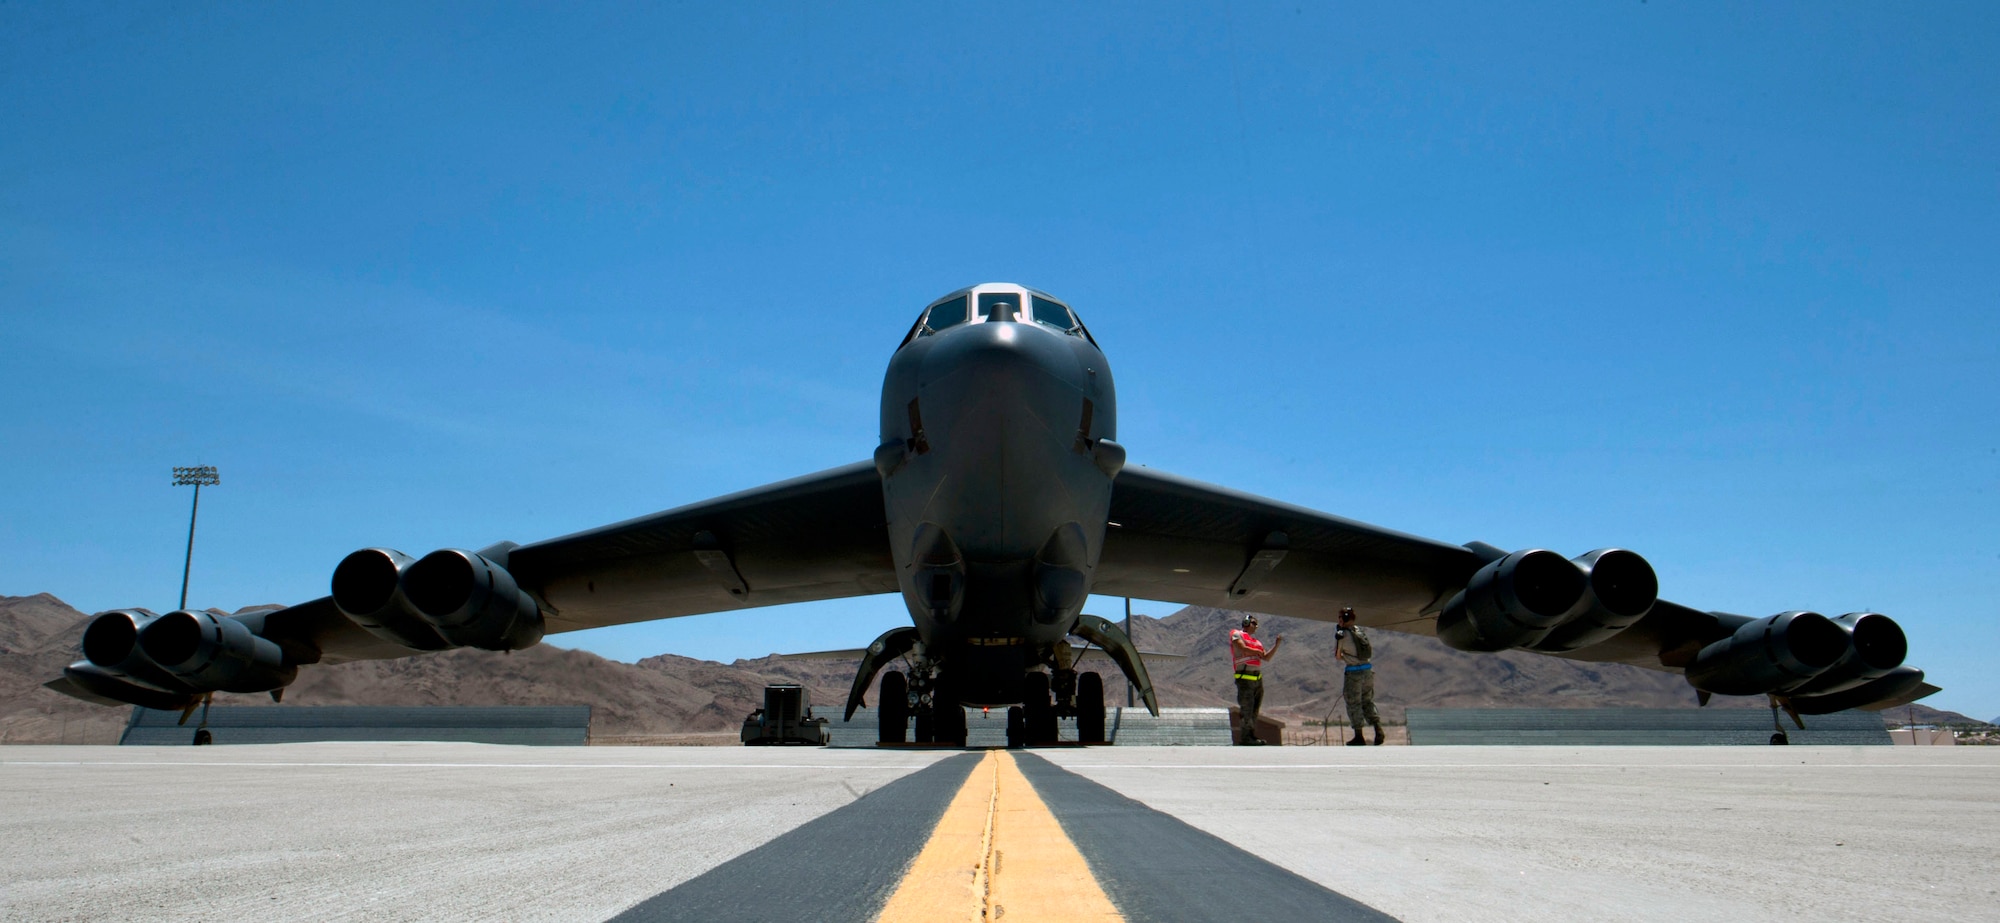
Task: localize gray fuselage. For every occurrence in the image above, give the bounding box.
[876,284,1116,705]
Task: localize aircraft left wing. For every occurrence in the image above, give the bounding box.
[1095,464,1936,713]
[1094,465,1482,631]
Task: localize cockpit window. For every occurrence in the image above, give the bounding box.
[1031,296,1076,332]
[977,293,1020,322]
[925,296,969,332]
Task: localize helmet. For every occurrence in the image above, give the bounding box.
[1241,614,1258,628]
[1338,607,1356,620]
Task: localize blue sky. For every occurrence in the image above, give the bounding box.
[3,3,1995,718]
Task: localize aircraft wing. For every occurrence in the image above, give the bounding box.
[507,461,898,634]
[1093,465,1936,711]
[1094,465,1483,632]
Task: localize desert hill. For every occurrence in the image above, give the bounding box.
[1,594,1980,743]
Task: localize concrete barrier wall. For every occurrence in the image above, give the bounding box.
[121,705,592,746]
[828,707,1234,747]
[1406,707,1890,746]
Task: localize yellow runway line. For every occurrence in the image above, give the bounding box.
[878,750,1122,922]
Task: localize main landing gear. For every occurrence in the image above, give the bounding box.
[877,667,967,747]
[1006,667,1107,748]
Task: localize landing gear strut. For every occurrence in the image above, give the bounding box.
[1768,694,1802,745]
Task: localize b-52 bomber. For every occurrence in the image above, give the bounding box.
[50,283,1938,746]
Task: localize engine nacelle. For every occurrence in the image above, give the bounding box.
[1782,611,1907,696]
[1436,549,1586,652]
[80,608,200,694]
[331,548,455,651]
[401,549,545,651]
[1528,549,1659,652]
[1790,665,1928,715]
[58,662,202,710]
[137,610,298,694]
[1683,610,1847,696]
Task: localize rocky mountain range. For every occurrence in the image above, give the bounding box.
[1,594,1980,744]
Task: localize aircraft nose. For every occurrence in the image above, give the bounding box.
[919,319,1080,392]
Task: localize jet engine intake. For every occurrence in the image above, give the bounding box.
[400,549,545,651]
[1782,611,1907,696]
[1683,610,1847,696]
[331,548,454,650]
[1436,549,1587,652]
[136,610,298,693]
[80,608,200,694]
[1529,549,1659,652]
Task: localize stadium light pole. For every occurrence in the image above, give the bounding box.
[172,466,220,610]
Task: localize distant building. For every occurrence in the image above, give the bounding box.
[1888,726,1956,746]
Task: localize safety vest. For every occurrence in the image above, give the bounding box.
[1230,628,1267,672]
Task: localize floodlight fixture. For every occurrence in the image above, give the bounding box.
[173,466,220,487]
[172,466,220,608]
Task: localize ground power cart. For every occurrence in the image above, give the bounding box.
[741,683,830,745]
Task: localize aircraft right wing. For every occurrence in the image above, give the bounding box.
[507,460,899,633]
[50,461,903,711]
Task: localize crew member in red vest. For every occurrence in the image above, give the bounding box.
[1229,614,1283,745]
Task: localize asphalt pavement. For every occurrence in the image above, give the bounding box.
[1,743,1992,922]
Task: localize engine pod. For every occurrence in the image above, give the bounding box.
[1784,612,1907,696]
[1529,549,1658,653]
[401,549,545,651]
[331,548,455,651]
[136,610,298,693]
[1683,610,1847,697]
[1436,549,1586,652]
[80,608,200,694]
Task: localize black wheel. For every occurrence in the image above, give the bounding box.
[1022,672,1057,743]
[936,702,967,747]
[1770,732,1790,745]
[879,671,908,744]
[1006,706,1026,748]
[913,712,935,743]
[1022,670,1051,706]
[1076,672,1106,743]
[192,728,213,746]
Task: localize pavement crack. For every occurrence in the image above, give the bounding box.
[980,754,1000,920]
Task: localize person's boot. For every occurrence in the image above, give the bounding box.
[1371,722,1385,746]
[1346,729,1366,746]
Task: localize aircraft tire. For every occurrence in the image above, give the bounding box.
[1006,706,1026,748]
[1023,672,1057,743]
[936,703,967,747]
[879,671,908,745]
[913,712,935,743]
[1076,672,1106,743]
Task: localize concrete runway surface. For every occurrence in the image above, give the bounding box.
[1,743,1993,922]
